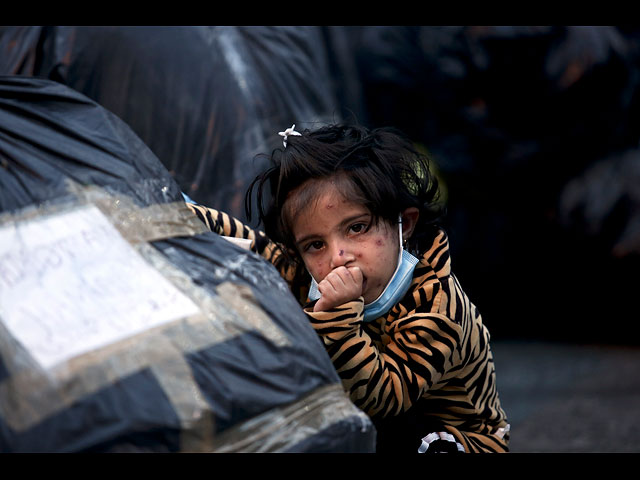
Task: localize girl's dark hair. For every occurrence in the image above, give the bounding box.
[245,124,445,261]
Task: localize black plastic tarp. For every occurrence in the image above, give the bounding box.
[348,26,640,342]
[0,75,375,452]
[0,26,346,221]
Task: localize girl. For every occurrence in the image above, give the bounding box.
[187,124,509,453]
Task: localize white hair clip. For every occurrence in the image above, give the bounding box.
[278,124,301,147]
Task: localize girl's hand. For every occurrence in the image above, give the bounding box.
[313,266,363,312]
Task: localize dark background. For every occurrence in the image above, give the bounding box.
[2,26,639,452]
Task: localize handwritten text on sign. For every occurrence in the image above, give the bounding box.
[0,205,199,370]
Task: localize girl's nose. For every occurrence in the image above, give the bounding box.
[329,244,354,269]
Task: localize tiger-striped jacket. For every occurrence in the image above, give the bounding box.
[187,203,510,453]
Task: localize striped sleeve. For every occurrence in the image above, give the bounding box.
[304,287,463,419]
[185,203,307,300]
[186,204,271,253]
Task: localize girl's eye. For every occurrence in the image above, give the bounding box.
[349,223,368,234]
[305,240,324,252]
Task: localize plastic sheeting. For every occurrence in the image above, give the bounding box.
[348,26,640,342]
[351,25,640,244]
[0,26,345,221]
[354,26,640,177]
[0,76,375,452]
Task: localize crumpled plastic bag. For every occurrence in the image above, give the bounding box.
[0,75,375,452]
[0,26,344,221]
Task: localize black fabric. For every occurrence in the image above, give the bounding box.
[424,439,463,454]
[372,407,448,454]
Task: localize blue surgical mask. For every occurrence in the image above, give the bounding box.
[308,217,419,322]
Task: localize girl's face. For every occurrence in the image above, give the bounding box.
[289,180,401,304]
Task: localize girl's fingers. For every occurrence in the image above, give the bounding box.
[314,266,364,311]
[347,266,363,288]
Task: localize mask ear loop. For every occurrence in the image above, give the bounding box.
[398,214,407,251]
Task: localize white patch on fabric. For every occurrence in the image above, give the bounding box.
[222,236,253,250]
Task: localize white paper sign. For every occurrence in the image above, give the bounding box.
[0,205,200,370]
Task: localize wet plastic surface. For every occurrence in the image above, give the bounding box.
[0,76,375,452]
[0,26,343,220]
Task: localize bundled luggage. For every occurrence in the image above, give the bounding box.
[0,76,375,452]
